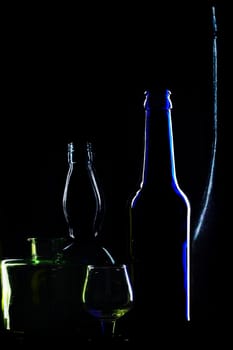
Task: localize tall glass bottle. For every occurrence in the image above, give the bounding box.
[60,141,115,339]
[128,89,191,336]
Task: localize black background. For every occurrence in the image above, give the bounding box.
[1,1,227,326]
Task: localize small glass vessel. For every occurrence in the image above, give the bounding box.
[1,237,70,333]
[82,264,134,342]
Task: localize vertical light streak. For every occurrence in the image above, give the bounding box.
[193,6,218,242]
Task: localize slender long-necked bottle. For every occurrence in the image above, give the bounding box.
[62,141,115,264]
[128,89,191,334]
[60,141,115,339]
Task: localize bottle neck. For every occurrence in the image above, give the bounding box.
[27,237,65,264]
[63,141,105,241]
[141,90,178,189]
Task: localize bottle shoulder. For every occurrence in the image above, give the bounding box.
[62,240,115,265]
[131,183,189,205]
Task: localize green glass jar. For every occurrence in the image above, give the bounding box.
[1,237,67,332]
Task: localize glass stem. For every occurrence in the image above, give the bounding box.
[100,320,116,338]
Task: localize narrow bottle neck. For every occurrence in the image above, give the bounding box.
[142,94,178,189]
[64,141,105,241]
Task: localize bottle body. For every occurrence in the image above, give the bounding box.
[130,187,189,320]
[128,90,190,336]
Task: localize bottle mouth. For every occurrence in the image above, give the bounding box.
[27,237,66,263]
[144,89,172,110]
[67,141,94,164]
[67,142,76,164]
